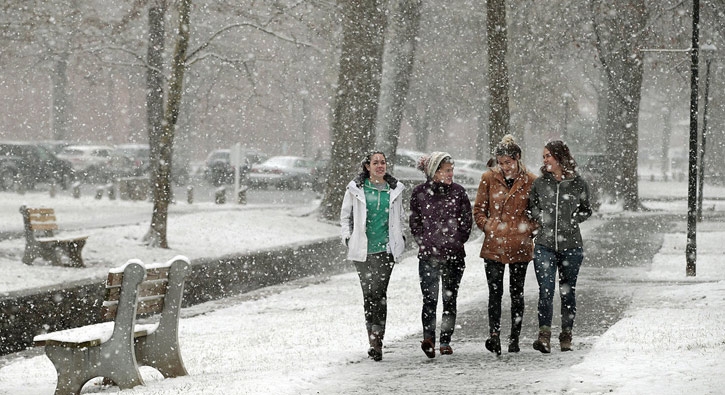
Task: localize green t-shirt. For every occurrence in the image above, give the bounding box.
[363,179,390,254]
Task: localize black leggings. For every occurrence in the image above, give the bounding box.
[354,252,395,334]
[484,259,529,339]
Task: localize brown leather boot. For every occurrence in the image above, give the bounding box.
[533,330,551,354]
[559,331,572,352]
[421,337,436,358]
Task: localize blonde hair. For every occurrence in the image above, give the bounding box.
[490,134,527,175]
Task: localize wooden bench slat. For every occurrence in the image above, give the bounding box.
[20,205,88,267]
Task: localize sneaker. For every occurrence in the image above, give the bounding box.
[421,338,436,358]
[439,344,453,355]
[485,333,501,356]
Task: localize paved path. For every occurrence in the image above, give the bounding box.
[301,213,676,394]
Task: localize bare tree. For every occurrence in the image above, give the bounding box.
[319,0,388,221]
[375,0,422,167]
[146,0,192,248]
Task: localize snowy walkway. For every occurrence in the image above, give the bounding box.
[1,181,725,394]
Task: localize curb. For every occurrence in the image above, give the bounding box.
[0,237,347,356]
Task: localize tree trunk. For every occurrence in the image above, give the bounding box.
[591,0,647,211]
[319,0,387,221]
[375,0,422,169]
[148,0,191,247]
[51,53,70,141]
[146,0,166,195]
[487,0,511,154]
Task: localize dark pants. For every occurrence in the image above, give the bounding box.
[484,259,529,340]
[533,245,584,332]
[354,252,395,334]
[419,257,466,346]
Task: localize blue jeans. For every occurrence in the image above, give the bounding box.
[419,257,465,346]
[533,245,583,332]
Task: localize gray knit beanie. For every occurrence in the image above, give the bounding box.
[417,151,452,180]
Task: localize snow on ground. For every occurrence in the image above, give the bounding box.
[0,180,724,394]
[0,192,337,294]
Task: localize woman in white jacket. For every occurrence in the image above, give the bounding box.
[340,151,406,362]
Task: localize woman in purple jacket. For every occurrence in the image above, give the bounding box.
[409,152,473,358]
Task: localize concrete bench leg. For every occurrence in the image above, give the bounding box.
[62,239,86,267]
[44,340,144,394]
[23,242,61,265]
[135,335,188,378]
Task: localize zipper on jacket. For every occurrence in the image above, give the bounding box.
[555,182,560,251]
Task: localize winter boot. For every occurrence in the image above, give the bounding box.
[559,331,573,352]
[439,344,453,355]
[533,330,551,354]
[369,330,383,361]
[366,329,375,358]
[508,336,520,353]
[421,337,436,358]
[485,332,502,356]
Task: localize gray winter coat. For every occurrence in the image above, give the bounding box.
[527,171,592,251]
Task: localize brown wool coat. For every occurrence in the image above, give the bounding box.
[473,168,538,264]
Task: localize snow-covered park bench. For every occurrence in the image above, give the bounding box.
[33,256,192,395]
[19,205,89,267]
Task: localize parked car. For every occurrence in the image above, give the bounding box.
[114,144,150,177]
[311,157,329,191]
[454,159,487,185]
[37,140,72,155]
[249,156,316,190]
[56,144,117,183]
[203,149,251,186]
[393,148,427,183]
[0,141,75,190]
[114,143,191,185]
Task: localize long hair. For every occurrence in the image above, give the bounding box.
[359,151,387,179]
[542,140,577,178]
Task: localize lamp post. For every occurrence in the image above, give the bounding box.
[685,0,699,277]
[697,43,716,222]
[562,92,571,142]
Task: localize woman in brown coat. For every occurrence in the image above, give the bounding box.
[473,134,537,355]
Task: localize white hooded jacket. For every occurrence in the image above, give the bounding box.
[340,177,406,262]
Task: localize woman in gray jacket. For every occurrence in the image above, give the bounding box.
[528,140,592,353]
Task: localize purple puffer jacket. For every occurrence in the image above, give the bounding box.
[409,181,473,260]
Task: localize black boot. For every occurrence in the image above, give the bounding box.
[369,330,383,361]
[485,332,501,356]
[508,336,520,353]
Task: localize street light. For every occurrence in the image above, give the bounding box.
[685,0,700,277]
[697,42,716,222]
